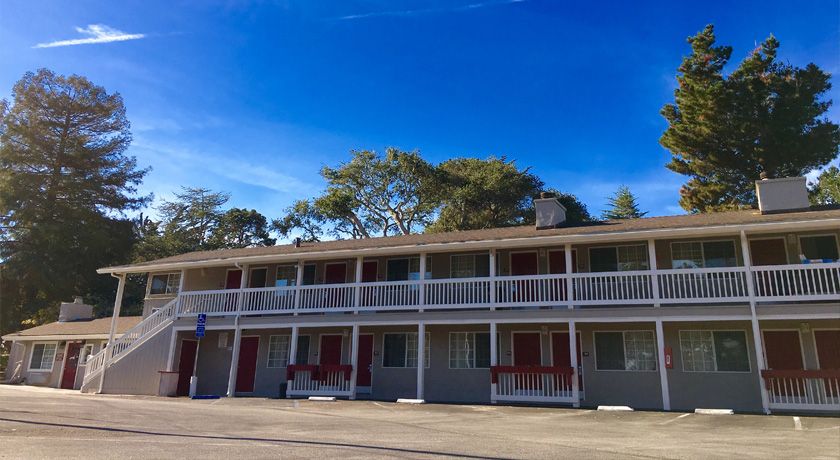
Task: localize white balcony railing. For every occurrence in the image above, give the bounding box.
[173,263,840,318]
[286,365,353,397]
[491,366,576,403]
[763,369,840,411]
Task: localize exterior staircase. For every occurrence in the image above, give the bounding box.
[81,298,178,391]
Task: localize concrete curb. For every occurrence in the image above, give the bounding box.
[308,396,336,402]
[597,405,634,412]
[695,408,734,415]
[396,398,426,404]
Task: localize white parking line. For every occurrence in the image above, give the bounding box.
[793,416,803,431]
[660,413,692,425]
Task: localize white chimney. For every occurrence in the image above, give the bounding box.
[535,193,567,229]
[755,176,810,214]
[59,298,94,322]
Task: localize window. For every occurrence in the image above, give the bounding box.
[302,264,316,285]
[589,245,648,272]
[249,268,267,288]
[267,335,291,368]
[295,335,311,365]
[383,333,430,368]
[149,273,181,296]
[28,343,57,371]
[680,330,750,372]
[80,344,94,364]
[450,254,490,278]
[800,235,839,261]
[449,332,491,368]
[386,257,432,281]
[276,265,296,287]
[671,241,737,269]
[594,331,656,371]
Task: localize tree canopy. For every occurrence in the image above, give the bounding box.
[602,186,647,220]
[660,25,839,212]
[809,166,840,205]
[0,69,149,333]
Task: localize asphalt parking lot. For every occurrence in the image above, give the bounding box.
[0,385,837,459]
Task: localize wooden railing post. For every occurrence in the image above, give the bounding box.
[354,257,363,314]
[489,249,497,310]
[569,320,579,407]
[648,239,661,307]
[490,321,498,403]
[287,326,299,398]
[349,324,360,400]
[565,243,574,309]
[418,253,427,312]
[293,261,304,315]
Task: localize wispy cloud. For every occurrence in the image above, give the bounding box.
[34,24,145,48]
[333,0,526,21]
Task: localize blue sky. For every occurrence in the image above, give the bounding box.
[1,0,838,234]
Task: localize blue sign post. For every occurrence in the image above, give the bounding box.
[195,313,206,338]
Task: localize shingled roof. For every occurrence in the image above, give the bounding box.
[100,206,840,273]
[2,316,142,341]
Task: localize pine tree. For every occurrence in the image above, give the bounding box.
[660,25,839,212]
[603,186,647,220]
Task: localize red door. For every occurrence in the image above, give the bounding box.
[362,261,378,282]
[510,252,539,303]
[177,340,198,396]
[814,330,840,369]
[513,333,542,365]
[548,250,577,274]
[356,334,374,387]
[551,332,583,391]
[764,331,804,370]
[60,342,83,389]
[325,263,347,284]
[235,336,260,393]
[226,270,242,289]
[319,335,343,365]
[749,239,788,266]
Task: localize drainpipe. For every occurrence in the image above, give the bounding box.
[99,272,126,394]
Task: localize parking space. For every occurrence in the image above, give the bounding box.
[0,385,837,459]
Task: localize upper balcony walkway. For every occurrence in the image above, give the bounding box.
[174,262,840,318]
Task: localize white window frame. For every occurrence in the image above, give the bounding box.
[248,266,269,289]
[386,257,431,281]
[450,253,489,279]
[382,332,430,368]
[798,233,840,261]
[28,342,58,372]
[680,329,752,373]
[593,330,657,372]
[669,239,738,269]
[266,335,291,368]
[80,343,95,365]
[294,334,312,365]
[588,244,649,272]
[147,272,182,297]
[448,332,493,369]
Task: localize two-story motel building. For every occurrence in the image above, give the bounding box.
[76,177,839,414]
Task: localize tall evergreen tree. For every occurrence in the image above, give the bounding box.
[602,186,647,220]
[0,69,149,333]
[208,208,276,249]
[157,187,230,252]
[809,166,840,205]
[660,25,839,212]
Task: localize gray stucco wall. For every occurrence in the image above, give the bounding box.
[100,327,174,395]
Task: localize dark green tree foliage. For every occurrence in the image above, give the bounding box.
[542,188,594,226]
[274,148,439,239]
[809,166,840,205]
[660,25,840,212]
[428,157,544,232]
[157,187,230,253]
[0,69,149,333]
[602,185,648,220]
[208,208,276,248]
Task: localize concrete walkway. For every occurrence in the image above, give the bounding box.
[0,385,837,459]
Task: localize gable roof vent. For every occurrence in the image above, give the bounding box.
[535,192,567,229]
[755,176,810,214]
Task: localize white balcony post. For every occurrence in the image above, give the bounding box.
[354,256,363,313]
[286,326,299,398]
[293,261,305,315]
[489,249,497,310]
[740,230,771,414]
[569,320,580,407]
[176,269,186,316]
[490,321,498,403]
[226,266,248,397]
[565,243,574,309]
[418,253,427,311]
[349,325,360,400]
[99,273,126,393]
[655,319,671,411]
[416,322,426,401]
[648,239,661,307]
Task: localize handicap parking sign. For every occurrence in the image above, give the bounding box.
[196,313,206,338]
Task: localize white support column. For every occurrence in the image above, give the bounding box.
[655,319,671,411]
[293,261,305,315]
[490,321,498,403]
[349,325,360,400]
[740,230,771,414]
[418,253,427,311]
[166,327,178,371]
[286,326,299,399]
[416,322,426,401]
[176,269,186,314]
[648,239,661,307]
[489,249,497,310]
[226,266,248,397]
[569,320,580,407]
[565,243,574,309]
[99,273,127,393]
[354,256,363,313]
